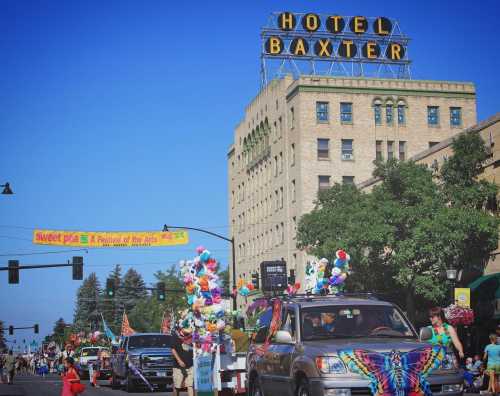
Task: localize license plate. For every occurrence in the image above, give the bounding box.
[157,371,167,377]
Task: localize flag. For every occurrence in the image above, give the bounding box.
[101,314,116,341]
[121,312,135,336]
[160,312,172,334]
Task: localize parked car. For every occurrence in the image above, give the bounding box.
[111,333,173,392]
[247,294,464,396]
[77,346,111,380]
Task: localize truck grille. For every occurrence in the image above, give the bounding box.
[141,355,173,369]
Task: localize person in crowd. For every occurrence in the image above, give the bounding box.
[0,351,5,384]
[484,333,500,394]
[171,328,194,396]
[472,354,484,373]
[61,357,83,396]
[39,355,49,377]
[4,350,16,385]
[428,307,464,358]
[61,345,74,360]
[90,350,102,388]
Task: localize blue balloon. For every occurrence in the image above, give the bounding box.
[200,251,211,262]
[334,258,346,268]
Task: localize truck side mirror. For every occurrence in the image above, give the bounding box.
[274,330,294,344]
[419,327,432,342]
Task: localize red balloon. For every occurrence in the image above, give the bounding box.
[247,283,255,291]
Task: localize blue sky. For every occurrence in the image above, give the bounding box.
[1,0,499,345]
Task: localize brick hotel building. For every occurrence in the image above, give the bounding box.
[227,75,476,303]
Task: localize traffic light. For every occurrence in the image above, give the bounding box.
[9,326,13,335]
[251,272,260,289]
[106,278,115,297]
[288,269,296,285]
[157,282,166,301]
[34,324,39,334]
[72,256,83,280]
[8,260,19,284]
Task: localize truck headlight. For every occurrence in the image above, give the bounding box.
[128,355,141,367]
[316,356,347,374]
[441,352,458,370]
[443,384,463,392]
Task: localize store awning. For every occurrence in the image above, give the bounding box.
[468,272,500,299]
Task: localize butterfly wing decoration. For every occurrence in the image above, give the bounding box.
[400,346,445,396]
[339,346,445,396]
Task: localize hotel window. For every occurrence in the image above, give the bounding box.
[280,186,284,209]
[280,222,285,244]
[387,140,394,160]
[292,217,297,239]
[275,225,280,246]
[316,101,329,123]
[241,182,245,201]
[427,106,439,126]
[341,139,354,160]
[342,176,355,185]
[274,155,278,177]
[278,116,283,137]
[290,108,295,129]
[450,107,462,127]
[231,191,235,208]
[290,143,295,166]
[318,175,331,191]
[399,141,406,161]
[291,180,296,202]
[279,152,283,173]
[386,101,393,125]
[317,138,330,160]
[340,102,353,123]
[374,103,382,125]
[398,101,406,125]
[429,141,439,148]
[376,140,383,161]
[275,190,279,211]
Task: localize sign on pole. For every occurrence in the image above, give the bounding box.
[454,288,471,308]
[194,354,214,396]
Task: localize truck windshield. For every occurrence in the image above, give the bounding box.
[301,305,415,340]
[81,349,99,356]
[128,335,172,350]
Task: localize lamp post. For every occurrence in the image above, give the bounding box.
[446,268,463,304]
[1,182,13,194]
[163,224,237,311]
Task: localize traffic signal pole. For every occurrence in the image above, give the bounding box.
[1,257,84,283]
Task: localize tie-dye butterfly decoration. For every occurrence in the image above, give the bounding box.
[338,346,445,396]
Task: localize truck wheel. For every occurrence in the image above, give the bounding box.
[125,374,135,393]
[250,378,264,396]
[297,378,311,396]
[110,372,119,390]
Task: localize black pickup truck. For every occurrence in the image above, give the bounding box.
[111,333,174,392]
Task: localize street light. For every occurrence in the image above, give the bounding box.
[163,224,237,311]
[446,268,463,304]
[1,182,13,194]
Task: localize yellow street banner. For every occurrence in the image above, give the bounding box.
[454,288,471,308]
[33,229,189,247]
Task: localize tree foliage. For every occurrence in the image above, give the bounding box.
[297,133,499,322]
[0,320,6,352]
[73,273,101,332]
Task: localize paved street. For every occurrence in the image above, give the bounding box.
[0,374,176,396]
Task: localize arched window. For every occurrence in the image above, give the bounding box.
[385,99,394,125]
[397,99,407,125]
[373,98,382,125]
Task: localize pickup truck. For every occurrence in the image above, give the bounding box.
[77,346,111,380]
[247,294,463,396]
[111,333,174,392]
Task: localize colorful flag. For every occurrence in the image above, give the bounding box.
[121,312,135,336]
[101,314,116,341]
[161,312,172,335]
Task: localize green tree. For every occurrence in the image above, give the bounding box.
[0,320,6,351]
[129,264,187,332]
[219,268,230,296]
[121,268,147,314]
[73,273,101,332]
[100,264,123,333]
[298,155,499,323]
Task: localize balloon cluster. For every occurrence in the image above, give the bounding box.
[236,277,255,297]
[305,250,351,295]
[180,246,227,353]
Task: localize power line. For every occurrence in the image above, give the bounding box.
[0,248,89,257]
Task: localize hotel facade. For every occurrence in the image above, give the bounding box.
[227,75,477,303]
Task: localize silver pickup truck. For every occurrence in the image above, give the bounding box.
[111,333,174,392]
[247,295,463,396]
